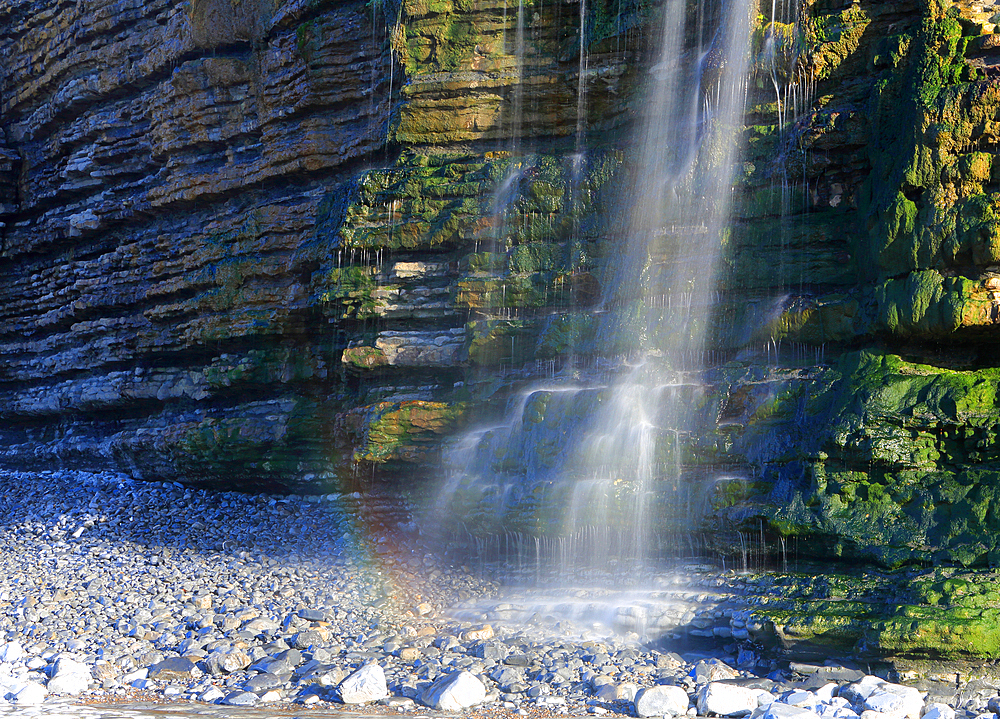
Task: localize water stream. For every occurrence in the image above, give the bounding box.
[435,0,754,581]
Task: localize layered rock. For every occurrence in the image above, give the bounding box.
[0,0,650,489]
[3,0,1000,641]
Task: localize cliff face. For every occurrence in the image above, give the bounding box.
[711,0,1000,571]
[0,0,644,489]
[3,0,1000,577]
[0,0,397,488]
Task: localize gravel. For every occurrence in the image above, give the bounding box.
[0,468,992,719]
[0,468,488,712]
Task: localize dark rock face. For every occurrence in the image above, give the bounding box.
[4,0,1000,598]
[706,0,1000,572]
[0,0,640,489]
[0,0,403,488]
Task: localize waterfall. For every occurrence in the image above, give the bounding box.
[435,0,753,584]
[566,0,754,575]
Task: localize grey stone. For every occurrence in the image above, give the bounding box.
[243,618,279,635]
[310,647,333,663]
[923,704,956,719]
[595,683,624,701]
[91,661,118,682]
[790,664,865,683]
[386,696,415,708]
[275,648,302,665]
[12,682,46,705]
[205,647,251,675]
[291,631,324,650]
[200,686,226,702]
[757,704,823,719]
[785,690,817,707]
[224,690,260,706]
[264,639,290,654]
[842,677,887,707]
[864,685,923,719]
[816,684,839,703]
[635,685,691,717]
[47,657,91,695]
[147,657,200,680]
[475,641,508,661]
[693,659,738,685]
[47,671,90,696]
[698,682,759,717]
[490,665,525,691]
[420,670,487,711]
[338,663,388,704]
[244,672,283,693]
[0,641,24,663]
[253,657,294,677]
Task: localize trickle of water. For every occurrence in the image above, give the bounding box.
[576,0,589,153]
[512,0,526,156]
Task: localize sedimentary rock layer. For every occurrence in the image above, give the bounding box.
[0,0,636,487]
[4,0,1000,581]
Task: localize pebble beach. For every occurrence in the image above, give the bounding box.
[0,470,997,719]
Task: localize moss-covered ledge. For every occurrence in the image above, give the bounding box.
[706,351,1000,568]
[739,567,1000,660]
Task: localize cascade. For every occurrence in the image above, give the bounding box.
[434,0,754,584]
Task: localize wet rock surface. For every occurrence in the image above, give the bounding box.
[0,467,996,719]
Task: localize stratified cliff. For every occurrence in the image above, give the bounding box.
[4,0,1000,591]
[0,0,653,490]
[0,0,426,487]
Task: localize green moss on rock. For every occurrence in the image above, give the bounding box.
[341,346,389,370]
[340,400,467,463]
[711,352,1000,568]
[743,569,1000,659]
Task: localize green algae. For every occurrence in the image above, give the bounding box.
[348,400,466,463]
[166,397,336,488]
[709,352,1000,568]
[466,318,536,366]
[317,265,383,319]
[341,346,389,370]
[508,243,563,274]
[740,568,1000,659]
[535,313,596,358]
[204,348,322,390]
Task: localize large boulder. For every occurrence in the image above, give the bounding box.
[337,663,387,705]
[863,684,924,719]
[46,657,91,696]
[420,670,487,711]
[635,685,691,717]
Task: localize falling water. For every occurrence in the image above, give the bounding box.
[576,0,589,155]
[571,0,753,576]
[436,0,754,583]
[490,0,530,241]
[753,0,816,355]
